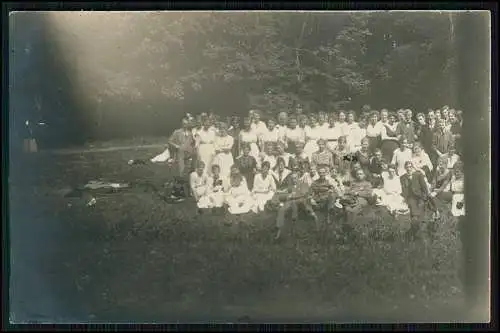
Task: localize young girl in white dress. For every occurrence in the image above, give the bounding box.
[239,117,261,168]
[225,173,255,215]
[195,116,217,175]
[391,137,413,176]
[372,164,409,216]
[251,161,277,213]
[211,122,234,179]
[197,164,227,210]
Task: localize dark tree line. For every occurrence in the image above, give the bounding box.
[10,12,460,147]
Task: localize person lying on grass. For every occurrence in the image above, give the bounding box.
[251,161,277,213]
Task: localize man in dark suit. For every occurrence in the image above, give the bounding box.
[400,161,440,240]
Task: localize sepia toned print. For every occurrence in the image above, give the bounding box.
[8,10,490,324]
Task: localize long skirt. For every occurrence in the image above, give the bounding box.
[226,195,254,215]
[197,191,225,209]
[451,193,465,217]
[304,140,319,160]
[212,152,234,179]
[252,191,275,213]
[373,189,408,213]
[198,143,215,175]
[381,139,399,163]
[367,136,381,154]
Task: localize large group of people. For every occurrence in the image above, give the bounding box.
[160,104,464,239]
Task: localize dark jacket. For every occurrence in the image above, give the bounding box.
[400,170,429,200]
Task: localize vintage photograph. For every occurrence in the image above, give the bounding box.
[8,10,491,324]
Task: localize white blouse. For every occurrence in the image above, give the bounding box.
[286,127,305,143]
[252,173,277,193]
[305,126,322,142]
[391,148,413,175]
[240,130,259,144]
[275,125,288,143]
[196,129,216,145]
[366,122,384,138]
[251,121,268,138]
[260,127,280,143]
[381,172,403,195]
[321,126,341,141]
[335,122,350,138]
[412,151,434,172]
[261,154,277,170]
[214,135,234,152]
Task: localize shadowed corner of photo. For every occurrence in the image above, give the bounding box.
[457,11,492,323]
[8,11,90,323]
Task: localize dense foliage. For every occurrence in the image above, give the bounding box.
[10,12,460,145]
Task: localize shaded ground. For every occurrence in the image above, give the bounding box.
[9,145,468,323]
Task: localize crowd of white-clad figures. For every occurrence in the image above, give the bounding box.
[153,105,463,239]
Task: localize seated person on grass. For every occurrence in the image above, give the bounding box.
[197,164,226,212]
[309,165,341,225]
[372,163,409,217]
[251,161,277,213]
[190,161,210,208]
[337,167,376,225]
[225,172,254,215]
[275,169,318,239]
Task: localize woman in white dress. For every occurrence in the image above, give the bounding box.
[225,173,255,215]
[239,117,261,168]
[211,123,234,179]
[346,110,363,152]
[450,161,465,218]
[372,163,409,216]
[323,114,341,152]
[195,116,217,175]
[250,109,268,139]
[335,110,350,138]
[251,161,277,213]
[197,164,227,210]
[190,161,210,202]
[304,114,321,161]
